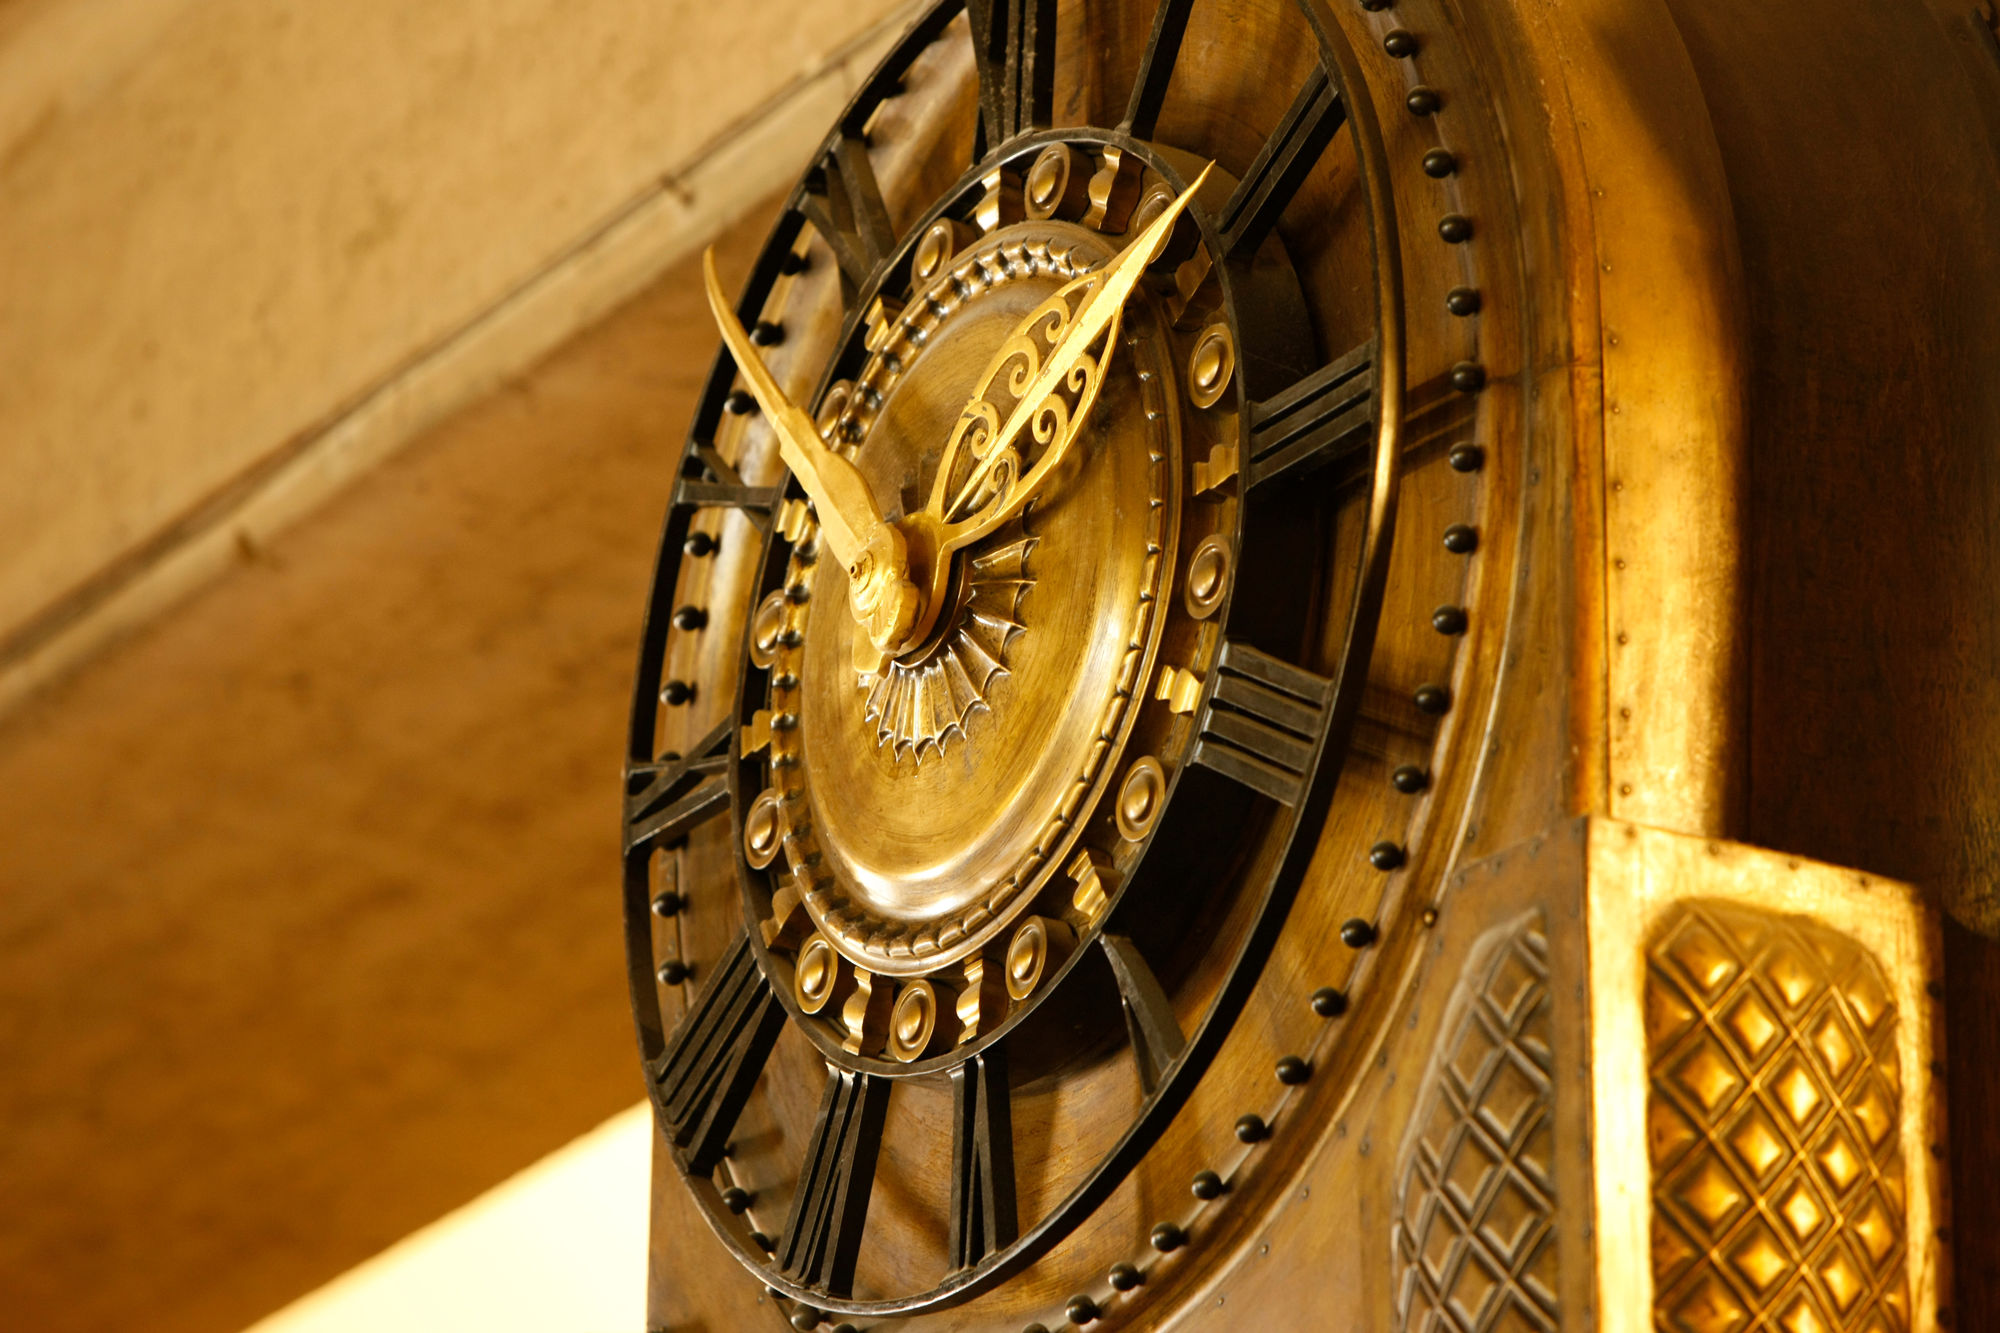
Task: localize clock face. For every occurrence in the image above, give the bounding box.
[623,0,1512,1326]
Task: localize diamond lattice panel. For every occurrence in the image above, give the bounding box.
[1645,900,1907,1333]
[1394,913,1560,1333]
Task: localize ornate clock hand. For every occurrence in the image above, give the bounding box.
[897,163,1214,647]
[702,249,922,658]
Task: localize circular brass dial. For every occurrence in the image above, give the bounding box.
[614,0,1541,1324]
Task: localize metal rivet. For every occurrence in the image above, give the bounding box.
[1359,0,1391,9]
[1442,523,1478,553]
[1021,1326,1051,1333]
[672,605,708,631]
[1928,981,1946,999]
[750,320,785,347]
[650,892,684,918]
[1407,86,1440,115]
[1341,918,1377,949]
[1311,986,1349,1018]
[684,531,718,557]
[1276,1055,1310,1085]
[1192,1169,1228,1200]
[790,1309,822,1332]
[1422,148,1456,177]
[1383,29,1418,57]
[1109,1262,1144,1292]
[1067,1295,1102,1325]
[1446,286,1481,316]
[1414,683,1452,715]
[726,389,757,415]
[1448,444,1484,472]
[1392,765,1430,794]
[1450,361,1486,393]
[657,958,691,985]
[1368,841,1405,871]
[831,1325,858,1333]
[1432,605,1468,635]
[751,1230,775,1252]
[1438,213,1473,243]
[1151,1221,1188,1252]
[1235,1113,1269,1144]
[780,251,810,275]
[721,1186,753,1214]
[661,679,695,706]
[1422,906,1439,927]
[786,582,811,603]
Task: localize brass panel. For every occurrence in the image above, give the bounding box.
[1586,822,1945,1333]
[1644,899,1909,1333]
[1393,911,1561,1333]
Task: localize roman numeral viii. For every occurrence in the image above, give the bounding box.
[648,931,785,1175]
[1191,640,1336,806]
[781,1067,891,1296]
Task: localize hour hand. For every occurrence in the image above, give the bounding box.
[702,250,922,657]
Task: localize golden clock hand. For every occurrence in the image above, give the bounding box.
[702,250,922,659]
[895,164,1213,648]
[932,162,1212,538]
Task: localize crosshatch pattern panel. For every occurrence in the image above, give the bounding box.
[1645,900,1907,1333]
[1393,912,1560,1333]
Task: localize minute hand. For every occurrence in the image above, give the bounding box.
[931,161,1214,548]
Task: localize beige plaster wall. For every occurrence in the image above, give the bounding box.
[0,0,910,671]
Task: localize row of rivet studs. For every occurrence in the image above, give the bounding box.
[1012,6,1496,1328]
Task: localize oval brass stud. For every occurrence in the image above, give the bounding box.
[888,980,942,1063]
[1116,756,1168,842]
[911,219,961,285]
[1187,323,1235,409]
[1005,915,1074,1001]
[1128,178,1178,233]
[795,934,848,1015]
[814,380,854,441]
[1184,534,1232,619]
[743,789,785,869]
[750,590,790,670]
[1024,144,1075,220]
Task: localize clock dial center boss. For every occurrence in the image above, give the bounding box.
[710,168,1213,989]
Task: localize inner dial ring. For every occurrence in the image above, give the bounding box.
[770,222,1181,989]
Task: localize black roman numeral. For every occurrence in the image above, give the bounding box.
[649,931,785,1175]
[1119,0,1198,140]
[676,445,783,525]
[801,135,895,299]
[948,1050,1018,1271]
[1245,338,1376,488]
[967,0,1056,152]
[623,717,732,855]
[781,1067,891,1296]
[1216,66,1347,262]
[1100,934,1186,1095]
[1191,640,1335,806]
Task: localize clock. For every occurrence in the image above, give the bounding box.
[624,0,1516,1326]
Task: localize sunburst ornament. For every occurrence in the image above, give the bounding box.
[861,525,1034,764]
